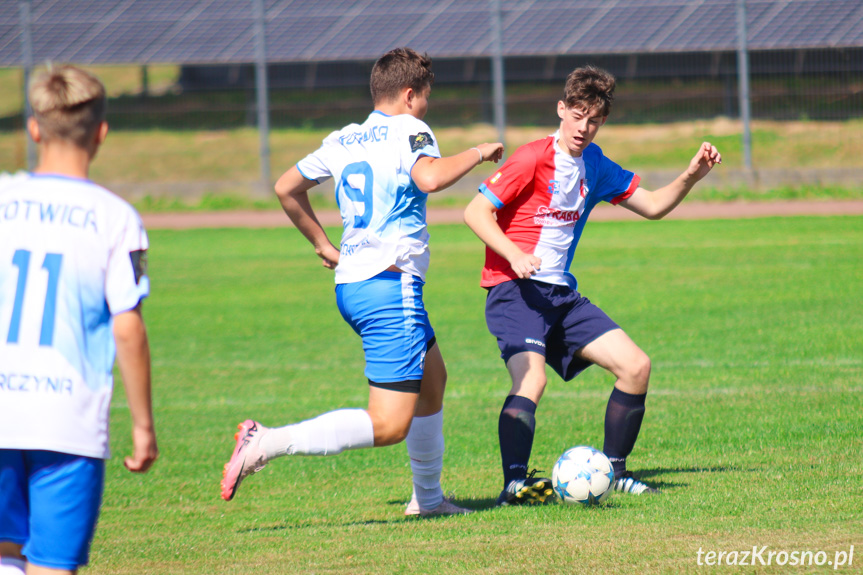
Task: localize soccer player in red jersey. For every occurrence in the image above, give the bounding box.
[464,66,721,505]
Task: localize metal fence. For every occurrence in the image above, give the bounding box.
[124,47,863,128]
[2,0,862,199]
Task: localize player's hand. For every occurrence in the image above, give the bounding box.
[687,142,722,182]
[125,425,158,473]
[477,142,505,163]
[509,253,542,279]
[316,243,340,270]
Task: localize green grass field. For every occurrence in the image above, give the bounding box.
[94,215,862,574]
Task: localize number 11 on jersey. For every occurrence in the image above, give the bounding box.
[7,249,63,346]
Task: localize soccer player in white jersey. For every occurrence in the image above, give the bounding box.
[0,66,158,575]
[220,47,503,517]
[464,66,721,505]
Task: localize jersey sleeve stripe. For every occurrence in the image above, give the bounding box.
[610,174,641,205]
[479,183,505,209]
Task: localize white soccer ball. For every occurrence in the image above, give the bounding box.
[552,445,615,505]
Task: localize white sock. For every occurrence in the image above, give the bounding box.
[0,557,26,575]
[406,410,445,510]
[260,409,374,458]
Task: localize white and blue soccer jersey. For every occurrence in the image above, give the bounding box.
[0,173,149,459]
[296,111,441,284]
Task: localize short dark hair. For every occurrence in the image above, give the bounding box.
[563,65,615,117]
[370,47,434,104]
[29,64,106,147]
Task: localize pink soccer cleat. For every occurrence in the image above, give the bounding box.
[221,420,269,501]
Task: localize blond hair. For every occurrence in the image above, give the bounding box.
[563,65,615,117]
[29,65,106,147]
[370,47,434,104]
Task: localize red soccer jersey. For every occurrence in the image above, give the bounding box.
[478,133,639,289]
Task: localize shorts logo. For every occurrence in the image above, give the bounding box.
[409,132,434,152]
[490,171,503,184]
[525,337,545,348]
[547,180,561,194]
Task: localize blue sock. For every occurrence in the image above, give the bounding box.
[603,387,646,478]
[498,395,537,489]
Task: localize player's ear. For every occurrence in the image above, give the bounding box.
[88,121,109,159]
[27,117,41,143]
[96,121,109,145]
[557,101,566,120]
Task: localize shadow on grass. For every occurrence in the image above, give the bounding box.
[237,467,757,531]
[387,496,549,514]
[239,518,400,533]
[631,465,758,491]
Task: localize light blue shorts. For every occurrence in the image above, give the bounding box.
[0,449,105,570]
[336,271,435,392]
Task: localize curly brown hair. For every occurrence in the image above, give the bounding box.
[563,65,615,117]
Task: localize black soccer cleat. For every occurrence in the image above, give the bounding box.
[497,470,555,506]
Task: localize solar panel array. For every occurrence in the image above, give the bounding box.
[2,0,862,66]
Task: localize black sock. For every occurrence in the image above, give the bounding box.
[498,395,537,489]
[603,387,646,478]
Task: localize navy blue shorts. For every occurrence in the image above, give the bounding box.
[485,279,619,381]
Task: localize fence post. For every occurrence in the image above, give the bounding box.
[736,0,753,173]
[19,0,36,170]
[253,0,272,197]
[490,0,506,149]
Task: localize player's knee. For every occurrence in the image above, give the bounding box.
[372,418,411,446]
[627,352,651,392]
[374,427,409,447]
[527,375,548,396]
[507,374,547,402]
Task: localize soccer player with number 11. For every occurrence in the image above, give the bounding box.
[0,65,158,575]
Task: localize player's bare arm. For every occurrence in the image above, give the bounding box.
[114,305,158,474]
[620,142,721,220]
[275,166,340,269]
[411,142,504,193]
[464,193,541,278]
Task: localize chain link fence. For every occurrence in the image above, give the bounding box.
[2,9,862,200]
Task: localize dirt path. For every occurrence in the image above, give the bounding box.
[141,200,863,230]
